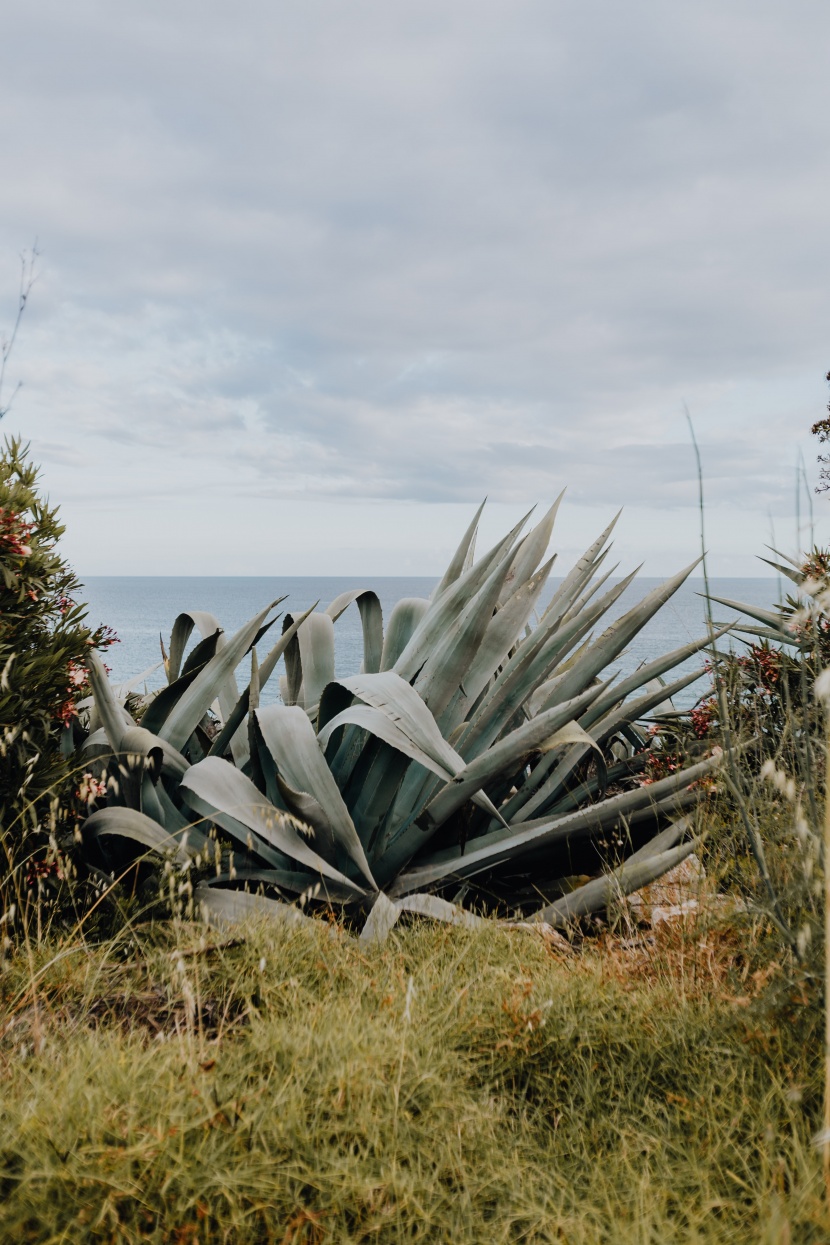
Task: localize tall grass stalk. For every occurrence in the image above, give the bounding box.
[819,698,830,1198]
[685,408,791,944]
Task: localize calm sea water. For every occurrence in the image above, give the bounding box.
[79,575,782,712]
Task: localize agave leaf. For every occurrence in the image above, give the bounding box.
[462,530,478,573]
[359,891,401,945]
[321,671,496,852]
[347,744,416,856]
[158,600,280,753]
[195,881,318,931]
[394,510,533,683]
[388,751,721,896]
[80,726,112,762]
[328,672,467,779]
[431,498,487,601]
[765,544,802,571]
[536,835,699,927]
[167,606,284,765]
[546,559,702,709]
[503,668,706,827]
[498,495,562,606]
[358,889,489,944]
[140,644,218,736]
[513,568,641,702]
[119,725,190,781]
[413,537,518,718]
[181,629,223,679]
[380,598,430,671]
[85,650,137,751]
[112,661,164,702]
[580,624,733,727]
[539,720,601,753]
[458,569,640,764]
[318,704,458,780]
[558,561,619,627]
[418,687,603,835]
[326,589,383,674]
[249,647,261,710]
[526,641,602,717]
[181,756,369,894]
[541,513,620,626]
[613,667,707,728]
[156,783,204,843]
[140,774,166,826]
[727,622,802,647]
[622,813,694,863]
[280,610,311,707]
[208,603,319,759]
[400,893,484,927]
[83,807,194,864]
[168,611,223,682]
[702,594,785,633]
[458,556,556,713]
[193,802,291,870]
[317,702,502,826]
[208,868,364,904]
[255,704,377,888]
[275,773,337,860]
[296,613,336,712]
[475,566,639,727]
[757,556,804,586]
[260,604,318,689]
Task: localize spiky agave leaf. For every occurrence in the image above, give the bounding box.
[79,500,725,937]
[386,751,722,897]
[159,600,281,755]
[326,589,383,674]
[84,806,199,866]
[180,756,372,896]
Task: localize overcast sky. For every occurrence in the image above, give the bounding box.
[1,0,828,576]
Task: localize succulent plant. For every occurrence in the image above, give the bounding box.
[79,500,723,939]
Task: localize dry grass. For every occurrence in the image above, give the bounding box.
[0,895,826,1244]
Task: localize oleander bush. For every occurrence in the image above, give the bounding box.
[0,437,114,925]
[76,499,726,938]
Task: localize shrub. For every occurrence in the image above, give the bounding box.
[676,551,830,960]
[681,548,830,768]
[0,437,114,923]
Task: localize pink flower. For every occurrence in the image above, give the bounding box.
[68,663,87,687]
[77,772,107,805]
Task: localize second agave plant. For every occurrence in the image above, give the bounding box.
[79,499,725,938]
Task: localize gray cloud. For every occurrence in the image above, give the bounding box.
[1,0,828,568]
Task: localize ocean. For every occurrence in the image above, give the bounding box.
[79,575,785,712]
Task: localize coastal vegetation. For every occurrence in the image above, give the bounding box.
[0,438,114,923]
[73,495,722,938]
[0,898,824,1243]
[2,433,830,1240]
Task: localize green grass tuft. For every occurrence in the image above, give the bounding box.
[1,907,826,1243]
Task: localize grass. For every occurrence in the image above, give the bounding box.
[1,882,827,1244]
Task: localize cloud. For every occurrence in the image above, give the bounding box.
[0,0,828,572]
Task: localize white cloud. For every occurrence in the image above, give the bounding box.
[1,0,828,573]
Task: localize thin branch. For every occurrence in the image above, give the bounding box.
[0,242,39,421]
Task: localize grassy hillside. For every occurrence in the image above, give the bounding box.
[1,894,825,1244]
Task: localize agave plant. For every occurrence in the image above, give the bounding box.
[78,500,725,939]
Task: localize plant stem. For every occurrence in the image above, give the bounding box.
[684,407,793,945]
[824,718,830,1196]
